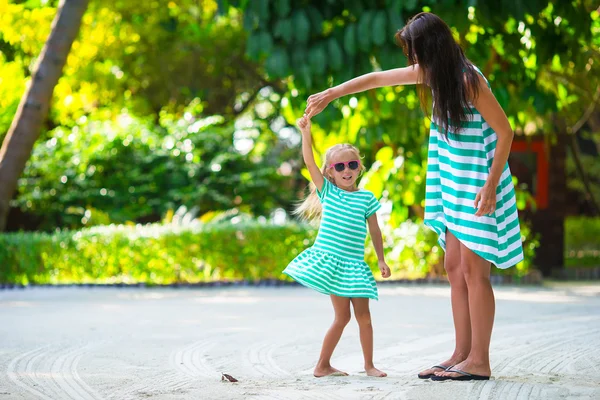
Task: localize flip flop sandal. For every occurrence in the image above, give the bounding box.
[417,365,452,379]
[430,368,490,381]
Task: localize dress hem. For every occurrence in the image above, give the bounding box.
[424,220,523,270]
[283,270,379,301]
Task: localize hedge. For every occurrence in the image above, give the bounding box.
[565,217,600,267]
[0,218,542,285]
[0,222,315,285]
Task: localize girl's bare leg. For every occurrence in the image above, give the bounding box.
[351,297,387,377]
[314,295,351,377]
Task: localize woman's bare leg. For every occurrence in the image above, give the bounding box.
[437,241,493,378]
[420,230,470,377]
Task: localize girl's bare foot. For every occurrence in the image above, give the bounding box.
[365,366,387,377]
[313,365,348,377]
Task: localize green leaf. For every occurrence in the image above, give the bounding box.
[376,146,394,163]
[309,44,327,76]
[344,24,357,56]
[299,64,313,89]
[558,84,568,101]
[378,46,402,70]
[404,0,417,10]
[388,7,404,43]
[254,0,270,23]
[265,47,289,77]
[327,38,343,71]
[246,31,261,59]
[291,46,307,69]
[216,0,229,15]
[293,10,311,44]
[274,18,293,43]
[357,10,374,52]
[306,6,324,34]
[275,0,291,18]
[257,31,273,58]
[372,10,387,46]
[243,10,258,31]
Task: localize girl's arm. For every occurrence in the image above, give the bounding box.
[298,117,325,191]
[305,65,421,118]
[471,74,515,217]
[367,214,391,278]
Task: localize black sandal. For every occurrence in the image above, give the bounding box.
[417,365,451,379]
[430,368,490,381]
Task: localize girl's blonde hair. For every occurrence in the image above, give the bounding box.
[294,144,365,223]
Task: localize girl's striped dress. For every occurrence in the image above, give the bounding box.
[424,67,524,269]
[284,179,381,300]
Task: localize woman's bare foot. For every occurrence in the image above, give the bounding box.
[418,357,465,378]
[434,359,491,378]
[313,365,348,377]
[365,366,387,377]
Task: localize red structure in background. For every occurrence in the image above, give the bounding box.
[509,139,549,209]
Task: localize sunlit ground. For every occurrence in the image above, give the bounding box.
[1,282,599,400]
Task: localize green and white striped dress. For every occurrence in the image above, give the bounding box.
[284,179,381,300]
[424,68,524,269]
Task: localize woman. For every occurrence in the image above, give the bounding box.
[303,12,524,381]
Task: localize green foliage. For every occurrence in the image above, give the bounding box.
[232,0,599,232]
[565,217,600,267]
[366,219,442,279]
[0,217,538,285]
[0,221,315,285]
[15,102,296,230]
[0,0,263,142]
[567,150,600,212]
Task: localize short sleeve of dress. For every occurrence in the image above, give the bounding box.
[365,192,381,218]
[316,179,332,203]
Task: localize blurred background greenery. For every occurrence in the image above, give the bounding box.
[0,0,599,284]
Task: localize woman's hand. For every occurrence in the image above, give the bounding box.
[305,89,333,119]
[474,182,497,217]
[378,260,391,278]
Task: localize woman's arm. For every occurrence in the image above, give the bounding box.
[305,65,421,118]
[367,214,391,278]
[298,117,325,191]
[471,74,515,217]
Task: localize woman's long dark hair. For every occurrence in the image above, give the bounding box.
[395,12,481,135]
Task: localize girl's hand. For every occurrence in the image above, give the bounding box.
[474,182,497,217]
[305,89,332,119]
[378,261,391,278]
[297,115,311,135]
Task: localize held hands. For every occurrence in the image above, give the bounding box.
[474,182,497,217]
[378,260,391,278]
[305,89,332,119]
[297,115,312,135]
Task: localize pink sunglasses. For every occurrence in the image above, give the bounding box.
[329,160,360,172]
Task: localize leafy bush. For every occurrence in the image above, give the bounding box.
[15,104,296,231]
[565,217,600,267]
[0,221,315,285]
[0,217,538,285]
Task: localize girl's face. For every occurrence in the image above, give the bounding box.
[327,150,361,191]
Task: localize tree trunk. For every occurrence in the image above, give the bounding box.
[0,0,90,231]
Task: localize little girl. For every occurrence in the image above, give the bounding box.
[283,116,391,378]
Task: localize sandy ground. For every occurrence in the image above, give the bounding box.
[0,283,599,400]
